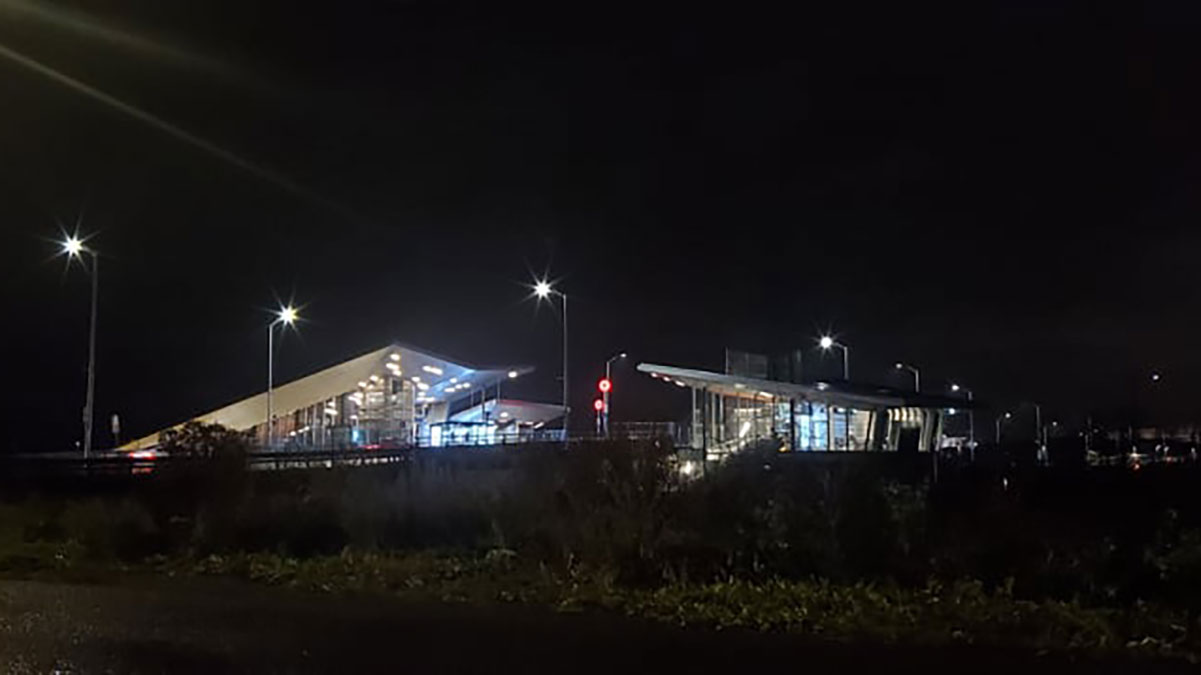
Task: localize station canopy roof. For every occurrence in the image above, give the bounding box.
[449,398,565,426]
[637,363,970,411]
[121,342,533,449]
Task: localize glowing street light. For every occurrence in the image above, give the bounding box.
[267,304,300,448]
[950,383,976,453]
[63,236,84,257]
[818,336,849,380]
[602,351,627,438]
[531,277,568,439]
[995,411,1012,444]
[59,233,99,459]
[895,362,920,392]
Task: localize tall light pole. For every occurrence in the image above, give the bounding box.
[818,336,849,380]
[950,383,975,456]
[895,362,920,392]
[267,305,298,449]
[603,352,627,437]
[62,236,98,459]
[534,279,568,440]
[995,411,1012,444]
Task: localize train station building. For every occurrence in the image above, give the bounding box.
[639,352,967,461]
[121,343,560,451]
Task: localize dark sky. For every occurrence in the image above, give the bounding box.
[2,1,1200,451]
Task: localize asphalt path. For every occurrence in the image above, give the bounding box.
[0,578,1191,673]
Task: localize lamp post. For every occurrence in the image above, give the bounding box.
[267,305,298,449]
[818,336,849,380]
[534,279,569,441]
[895,362,920,392]
[62,236,99,459]
[603,352,626,437]
[995,411,1012,444]
[950,383,976,458]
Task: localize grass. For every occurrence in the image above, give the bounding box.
[133,548,1197,662]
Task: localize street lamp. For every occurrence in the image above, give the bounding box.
[995,411,1012,444]
[818,336,849,380]
[895,362,920,392]
[533,278,569,440]
[950,383,976,455]
[603,351,627,437]
[61,235,99,459]
[267,305,299,449]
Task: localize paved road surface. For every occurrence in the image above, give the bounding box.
[0,578,1190,673]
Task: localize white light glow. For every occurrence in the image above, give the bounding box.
[277,306,298,326]
[819,336,834,349]
[449,378,458,384]
[63,237,84,256]
[422,365,443,376]
[390,353,401,361]
[534,280,552,298]
[417,382,430,391]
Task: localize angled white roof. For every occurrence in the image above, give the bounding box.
[638,362,908,409]
[449,398,564,425]
[121,342,532,450]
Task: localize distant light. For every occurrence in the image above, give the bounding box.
[410,376,421,383]
[390,353,401,362]
[819,336,834,350]
[369,374,381,383]
[593,399,604,412]
[1004,412,1013,419]
[758,391,773,397]
[619,352,628,359]
[534,280,553,298]
[417,382,430,391]
[598,378,612,393]
[1151,372,1161,382]
[357,381,368,388]
[63,237,84,257]
[948,408,958,415]
[449,378,458,384]
[675,380,687,388]
[895,362,904,369]
[508,370,519,379]
[500,412,510,418]
[950,383,961,392]
[422,365,444,376]
[277,306,298,326]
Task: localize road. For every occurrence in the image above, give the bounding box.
[0,578,1190,673]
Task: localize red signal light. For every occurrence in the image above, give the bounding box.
[598,378,612,393]
[593,398,604,412]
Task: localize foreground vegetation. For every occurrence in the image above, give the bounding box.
[3,426,1201,661]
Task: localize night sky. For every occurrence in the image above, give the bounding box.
[2,1,1200,452]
